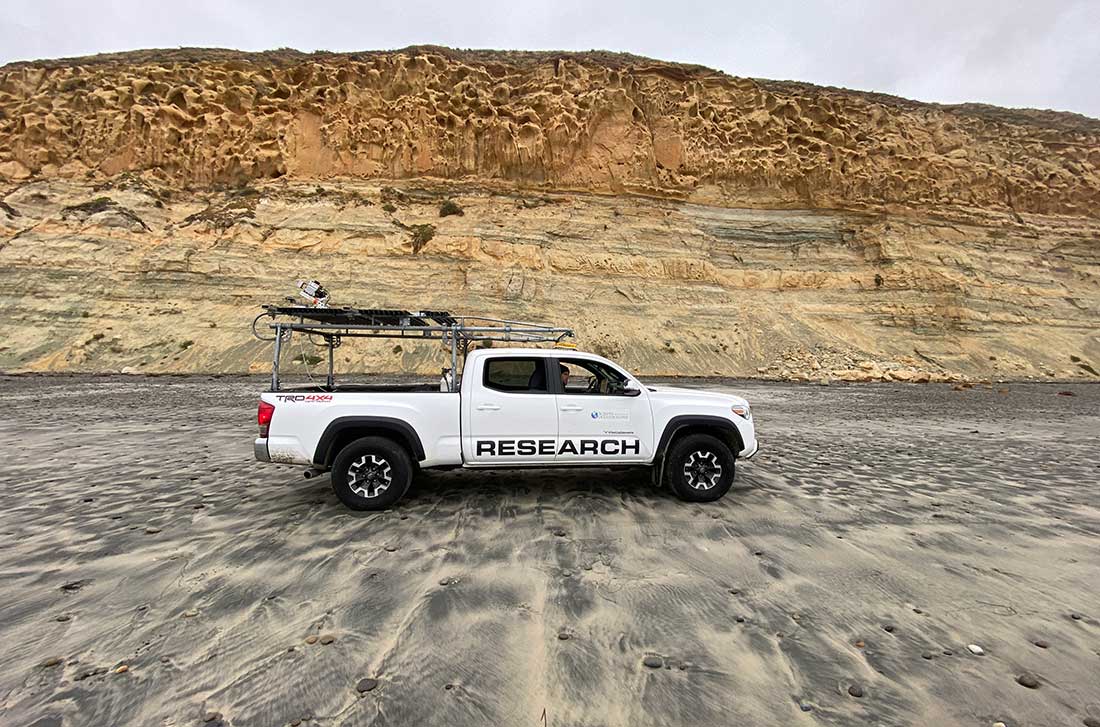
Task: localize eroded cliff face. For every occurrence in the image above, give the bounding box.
[0,48,1097,380]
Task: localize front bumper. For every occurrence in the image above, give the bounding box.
[741,440,759,459]
[254,438,270,462]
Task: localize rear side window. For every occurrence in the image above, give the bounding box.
[483,357,548,393]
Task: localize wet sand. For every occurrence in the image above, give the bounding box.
[1,375,1098,727]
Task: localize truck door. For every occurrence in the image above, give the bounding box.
[463,355,559,464]
[552,357,654,463]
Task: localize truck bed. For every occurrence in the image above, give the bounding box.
[269,382,447,394]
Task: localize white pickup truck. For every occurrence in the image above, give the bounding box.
[254,344,758,510]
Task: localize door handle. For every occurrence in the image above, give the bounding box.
[476,403,501,412]
[560,405,584,413]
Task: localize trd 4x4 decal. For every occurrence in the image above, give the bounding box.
[274,394,333,403]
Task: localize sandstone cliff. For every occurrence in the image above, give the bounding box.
[0,47,1097,380]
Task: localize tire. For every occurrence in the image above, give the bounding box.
[330,436,413,510]
[664,433,735,502]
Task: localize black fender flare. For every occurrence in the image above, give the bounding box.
[313,416,426,466]
[654,415,744,460]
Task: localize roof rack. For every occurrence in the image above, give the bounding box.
[253,305,575,392]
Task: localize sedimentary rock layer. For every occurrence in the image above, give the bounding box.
[1,179,1096,380]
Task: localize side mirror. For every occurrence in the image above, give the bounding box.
[622,386,641,397]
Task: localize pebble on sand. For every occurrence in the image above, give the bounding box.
[1082,717,1100,727]
[1033,640,1049,648]
[41,657,63,667]
[439,578,450,586]
[203,712,223,722]
[320,635,335,645]
[854,640,865,649]
[182,609,199,618]
[115,664,129,674]
[304,635,319,644]
[848,684,864,698]
[383,545,398,552]
[642,655,663,669]
[883,624,895,633]
[921,652,935,660]
[1016,673,1040,689]
[1070,613,1083,620]
[967,644,985,655]
[55,615,71,622]
[356,678,379,693]
[553,528,567,537]
[145,527,161,534]
[557,632,571,641]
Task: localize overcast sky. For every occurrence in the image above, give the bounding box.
[2,0,1097,118]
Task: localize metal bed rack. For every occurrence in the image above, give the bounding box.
[253,305,575,391]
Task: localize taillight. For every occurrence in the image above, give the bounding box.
[257,400,275,438]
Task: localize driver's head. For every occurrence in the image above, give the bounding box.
[559,364,569,387]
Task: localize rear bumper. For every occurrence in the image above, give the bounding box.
[254,438,270,462]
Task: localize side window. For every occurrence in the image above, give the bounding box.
[558,359,629,395]
[483,357,548,393]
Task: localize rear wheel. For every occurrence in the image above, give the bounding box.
[331,436,413,510]
[664,433,735,502]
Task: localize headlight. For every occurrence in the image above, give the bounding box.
[731,404,751,419]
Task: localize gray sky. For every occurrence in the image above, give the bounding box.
[3,0,1098,118]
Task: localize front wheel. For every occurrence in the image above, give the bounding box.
[331,436,413,510]
[664,433,735,502]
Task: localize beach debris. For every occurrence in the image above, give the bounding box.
[1033,639,1049,648]
[848,684,864,698]
[356,677,379,693]
[854,640,865,648]
[115,664,129,674]
[320,634,335,645]
[305,635,318,644]
[642,655,663,668]
[967,644,985,655]
[41,657,63,667]
[1016,673,1040,689]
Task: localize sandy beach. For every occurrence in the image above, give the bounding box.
[1,375,1098,727]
